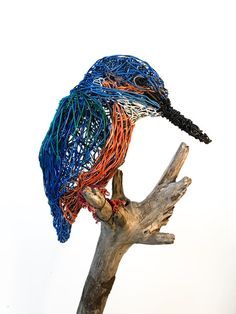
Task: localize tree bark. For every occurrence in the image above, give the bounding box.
[77,142,191,314]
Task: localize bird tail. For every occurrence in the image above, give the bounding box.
[50,201,72,243]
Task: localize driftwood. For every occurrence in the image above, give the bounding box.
[77,143,191,314]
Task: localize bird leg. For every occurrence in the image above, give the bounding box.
[82,187,127,227]
[83,171,130,224]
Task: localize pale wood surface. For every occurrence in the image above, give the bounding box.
[77,143,191,314]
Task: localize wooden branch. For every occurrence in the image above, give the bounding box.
[158,142,189,185]
[82,187,113,223]
[135,232,175,245]
[77,143,191,314]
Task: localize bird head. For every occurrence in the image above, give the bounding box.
[77,55,211,144]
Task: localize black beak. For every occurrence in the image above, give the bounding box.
[146,90,212,144]
[161,98,211,144]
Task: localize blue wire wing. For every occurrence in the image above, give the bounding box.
[39,90,111,242]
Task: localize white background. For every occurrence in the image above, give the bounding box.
[1,0,235,313]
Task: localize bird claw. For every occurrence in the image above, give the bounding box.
[109,199,127,213]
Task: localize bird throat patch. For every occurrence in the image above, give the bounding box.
[102,77,160,122]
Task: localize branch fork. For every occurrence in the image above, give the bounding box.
[77,143,191,314]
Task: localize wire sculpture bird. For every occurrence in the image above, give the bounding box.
[39,55,211,242]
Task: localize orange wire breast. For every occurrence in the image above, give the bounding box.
[60,103,134,223]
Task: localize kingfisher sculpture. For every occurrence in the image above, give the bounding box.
[39,55,211,243]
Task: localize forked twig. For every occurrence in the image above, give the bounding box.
[77,143,191,314]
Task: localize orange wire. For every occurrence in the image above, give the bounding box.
[60,103,134,223]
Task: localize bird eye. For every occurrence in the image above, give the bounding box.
[108,74,115,81]
[134,75,148,87]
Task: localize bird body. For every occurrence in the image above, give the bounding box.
[39,55,211,242]
[60,103,134,223]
